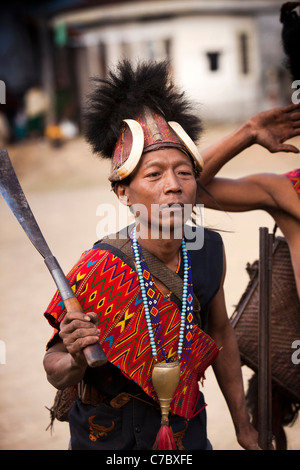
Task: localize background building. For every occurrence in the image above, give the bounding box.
[0,0,293,139]
[49,0,291,124]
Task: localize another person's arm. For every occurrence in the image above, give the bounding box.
[200,103,300,186]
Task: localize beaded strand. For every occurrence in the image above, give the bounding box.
[130,227,193,363]
[131,229,158,357]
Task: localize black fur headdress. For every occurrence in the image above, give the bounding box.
[83,60,203,159]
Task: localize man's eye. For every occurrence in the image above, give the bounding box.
[146,172,160,177]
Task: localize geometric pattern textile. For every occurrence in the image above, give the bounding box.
[44,248,219,420]
[285,168,300,195]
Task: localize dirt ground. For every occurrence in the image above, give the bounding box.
[0,125,299,451]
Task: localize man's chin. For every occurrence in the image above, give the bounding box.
[149,218,186,240]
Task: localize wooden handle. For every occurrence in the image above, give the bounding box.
[63,297,108,368]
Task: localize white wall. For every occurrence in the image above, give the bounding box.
[79,11,284,123]
[172,15,261,122]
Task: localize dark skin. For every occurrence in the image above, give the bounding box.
[207,248,260,450]
[44,148,260,450]
[198,103,300,298]
[200,103,300,187]
[44,104,300,448]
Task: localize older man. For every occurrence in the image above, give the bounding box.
[43,60,300,450]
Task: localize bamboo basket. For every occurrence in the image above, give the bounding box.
[230,236,300,403]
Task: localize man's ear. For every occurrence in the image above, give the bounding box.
[115,183,131,207]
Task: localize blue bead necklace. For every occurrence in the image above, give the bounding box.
[130,227,194,365]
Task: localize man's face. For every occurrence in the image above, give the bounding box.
[117,148,197,237]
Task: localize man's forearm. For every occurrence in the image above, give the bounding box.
[212,322,251,434]
[199,121,255,186]
[44,348,87,390]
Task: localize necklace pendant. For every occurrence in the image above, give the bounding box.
[151,361,180,425]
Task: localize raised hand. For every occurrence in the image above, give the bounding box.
[249,103,300,153]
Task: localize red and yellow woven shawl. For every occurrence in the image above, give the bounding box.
[45,248,219,420]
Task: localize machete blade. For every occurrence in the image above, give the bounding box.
[0,149,108,367]
[0,149,52,259]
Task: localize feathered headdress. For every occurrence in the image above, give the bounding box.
[83,60,203,182]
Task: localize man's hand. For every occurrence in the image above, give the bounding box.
[59,311,100,367]
[43,312,100,390]
[236,422,262,450]
[200,103,300,186]
[249,103,300,154]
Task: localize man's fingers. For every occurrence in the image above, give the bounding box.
[66,334,100,357]
[59,311,99,344]
[84,312,99,325]
[62,311,98,325]
[71,325,100,339]
[59,315,100,356]
[62,311,90,321]
[289,111,300,121]
[278,143,300,153]
[284,102,300,114]
[249,443,262,450]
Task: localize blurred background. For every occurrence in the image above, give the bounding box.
[0,0,299,451]
[0,0,293,145]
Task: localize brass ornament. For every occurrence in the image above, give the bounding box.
[151,361,181,425]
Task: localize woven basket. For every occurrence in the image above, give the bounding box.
[230,236,300,403]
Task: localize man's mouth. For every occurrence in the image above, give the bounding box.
[159,203,184,210]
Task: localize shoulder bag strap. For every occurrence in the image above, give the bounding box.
[98,236,201,326]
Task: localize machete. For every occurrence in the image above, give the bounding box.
[0,149,107,368]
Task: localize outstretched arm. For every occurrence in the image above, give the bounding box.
[200,103,300,186]
[197,170,300,223]
[197,104,300,218]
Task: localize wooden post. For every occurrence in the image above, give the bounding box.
[258,227,273,450]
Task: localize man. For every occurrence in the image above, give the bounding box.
[43,60,299,450]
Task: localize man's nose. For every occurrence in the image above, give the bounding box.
[164,170,181,192]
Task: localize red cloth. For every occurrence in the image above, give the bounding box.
[285,168,300,195]
[44,248,219,420]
